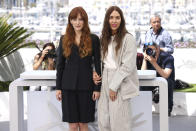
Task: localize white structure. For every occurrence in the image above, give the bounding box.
[27,91,152,131]
[9,70,168,131]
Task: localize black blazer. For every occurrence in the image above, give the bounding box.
[56,34,101,91]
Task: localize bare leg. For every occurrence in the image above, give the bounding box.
[69,123,79,131]
[79,123,88,131]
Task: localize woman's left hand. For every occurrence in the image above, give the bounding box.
[109,89,117,101]
[92,91,100,101]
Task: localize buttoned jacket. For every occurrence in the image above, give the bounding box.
[56,34,101,91]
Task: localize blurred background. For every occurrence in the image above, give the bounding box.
[0,0,196,47]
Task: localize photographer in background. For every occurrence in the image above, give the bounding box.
[33,42,56,70]
[141,42,175,116]
[30,42,56,91]
[145,14,174,54]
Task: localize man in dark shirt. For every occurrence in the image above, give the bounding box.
[141,42,175,116]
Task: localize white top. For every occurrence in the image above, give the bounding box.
[103,36,117,69]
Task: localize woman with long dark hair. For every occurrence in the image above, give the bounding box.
[56,7,101,131]
[95,6,139,131]
[30,42,56,91]
[33,42,56,70]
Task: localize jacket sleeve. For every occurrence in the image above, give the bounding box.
[56,36,65,90]
[92,34,101,91]
[163,33,173,54]
[109,34,137,92]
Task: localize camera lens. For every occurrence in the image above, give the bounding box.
[47,49,56,58]
[146,48,153,56]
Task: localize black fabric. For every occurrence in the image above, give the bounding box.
[56,34,101,91]
[61,90,95,123]
[175,79,190,89]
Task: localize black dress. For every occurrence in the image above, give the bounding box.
[56,34,101,123]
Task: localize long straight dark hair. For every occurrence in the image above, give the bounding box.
[101,6,128,58]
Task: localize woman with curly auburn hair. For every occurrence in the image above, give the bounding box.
[56,6,101,131]
[93,6,139,131]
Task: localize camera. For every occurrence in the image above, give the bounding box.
[44,49,56,59]
[143,43,156,57]
[146,48,156,57]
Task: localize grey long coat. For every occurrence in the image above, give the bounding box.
[104,33,139,100]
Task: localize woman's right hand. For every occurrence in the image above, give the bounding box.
[56,90,62,101]
[41,48,49,58]
[93,71,101,85]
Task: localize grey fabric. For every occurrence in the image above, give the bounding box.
[98,68,132,131]
[106,33,139,100]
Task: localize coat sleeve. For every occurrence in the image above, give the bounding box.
[92,34,101,91]
[56,36,65,90]
[109,34,137,92]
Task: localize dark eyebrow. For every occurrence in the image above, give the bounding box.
[109,15,120,18]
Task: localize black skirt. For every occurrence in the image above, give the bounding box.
[61,90,95,123]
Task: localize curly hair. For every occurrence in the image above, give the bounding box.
[62,6,92,58]
[101,6,128,58]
